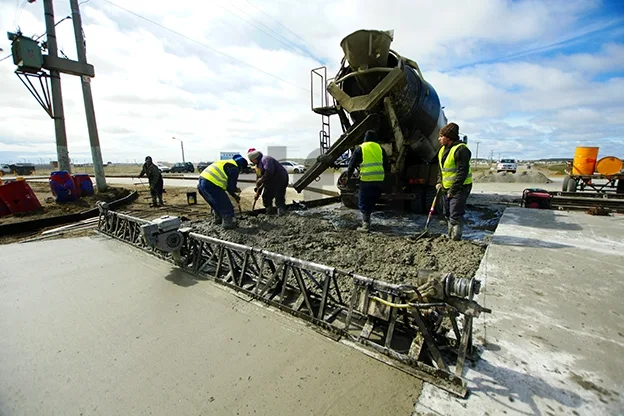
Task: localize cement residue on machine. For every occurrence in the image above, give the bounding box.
[191,205,489,285]
[475,171,553,184]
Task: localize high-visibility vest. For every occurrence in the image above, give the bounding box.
[200,159,236,190]
[438,143,473,189]
[360,142,385,182]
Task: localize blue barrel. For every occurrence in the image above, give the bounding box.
[73,174,94,197]
[49,171,78,202]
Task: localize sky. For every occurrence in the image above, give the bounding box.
[0,0,623,164]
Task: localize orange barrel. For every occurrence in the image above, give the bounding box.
[595,156,623,176]
[572,147,599,175]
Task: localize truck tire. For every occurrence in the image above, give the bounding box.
[341,194,359,209]
[562,176,570,192]
[566,178,578,192]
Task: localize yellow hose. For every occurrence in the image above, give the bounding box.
[370,296,412,309]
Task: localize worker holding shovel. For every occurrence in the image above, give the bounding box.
[436,122,472,241]
[197,154,247,229]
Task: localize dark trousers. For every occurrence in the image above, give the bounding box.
[262,180,287,209]
[198,178,234,217]
[442,184,472,225]
[149,178,164,198]
[358,181,383,215]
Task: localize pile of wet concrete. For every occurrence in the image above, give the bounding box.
[191,207,487,285]
[475,171,553,183]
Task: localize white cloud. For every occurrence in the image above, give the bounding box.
[0,0,622,165]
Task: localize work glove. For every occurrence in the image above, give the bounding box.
[233,194,241,203]
[435,183,443,191]
[235,187,242,194]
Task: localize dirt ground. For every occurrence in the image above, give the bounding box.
[0,182,130,225]
[474,171,553,183]
[192,209,486,284]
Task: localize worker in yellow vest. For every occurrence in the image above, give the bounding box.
[436,122,472,240]
[346,130,389,232]
[198,154,248,229]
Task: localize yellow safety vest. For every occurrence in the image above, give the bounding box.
[438,143,473,189]
[200,159,236,190]
[360,142,385,182]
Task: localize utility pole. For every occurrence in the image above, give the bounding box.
[474,141,480,166]
[489,150,494,164]
[70,0,107,191]
[172,137,185,162]
[43,0,71,172]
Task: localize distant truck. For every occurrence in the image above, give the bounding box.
[0,163,36,176]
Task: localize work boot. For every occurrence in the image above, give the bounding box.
[265,206,277,215]
[277,206,287,216]
[213,212,222,225]
[357,213,371,233]
[222,215,237,229]
[451,223,463,241]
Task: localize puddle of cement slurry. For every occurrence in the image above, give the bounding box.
[0,235,422,416]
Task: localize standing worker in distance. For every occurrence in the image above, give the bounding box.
[198,154,248,229]
[247,149,289,215]
[347,130,389,232]
[138,156,164,207]
[437,122,472,240]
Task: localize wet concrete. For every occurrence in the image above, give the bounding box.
[0,235,422,416]
[415,207,624,415]
[192,203,493,285]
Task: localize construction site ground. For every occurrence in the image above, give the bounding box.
[2,174,623,415]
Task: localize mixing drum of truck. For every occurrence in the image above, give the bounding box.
[294,29,460,213]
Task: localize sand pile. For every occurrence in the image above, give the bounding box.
[475,171,552,184]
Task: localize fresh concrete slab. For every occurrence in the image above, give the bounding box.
[415,207,624,415]
[0,235,421,416]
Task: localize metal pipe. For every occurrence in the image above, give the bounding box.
[335,67,393,84]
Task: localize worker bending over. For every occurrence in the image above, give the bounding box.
[247,149,289,215]
[138,156,164,207]
[198,154,247,229]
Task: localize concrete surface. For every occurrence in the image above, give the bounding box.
[0,235,421,416]
[415,207,624,415]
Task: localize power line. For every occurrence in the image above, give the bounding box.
[242,0,327,59]
[101,0,311,94]
[225,2,321,61]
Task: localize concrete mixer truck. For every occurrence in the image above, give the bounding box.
[294,29,465,213]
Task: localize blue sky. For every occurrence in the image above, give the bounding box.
[0,0,623,164]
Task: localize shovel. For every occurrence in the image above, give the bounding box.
[248,184,264,216]
[414,188,441,240]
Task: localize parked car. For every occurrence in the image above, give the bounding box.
[197,161,213,172]
[170,162,194,173]
[280,161,306,174]
[0,164,12,176]
[156,163,171,173]
[496,159,517,174]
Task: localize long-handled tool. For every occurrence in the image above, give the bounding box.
[414,188,440,240]
[252,184,263,211]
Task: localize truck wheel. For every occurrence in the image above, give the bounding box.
[341,194,358,209]
[511,171,516,174]
[566,178,578,192]
[562,176,570,191]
